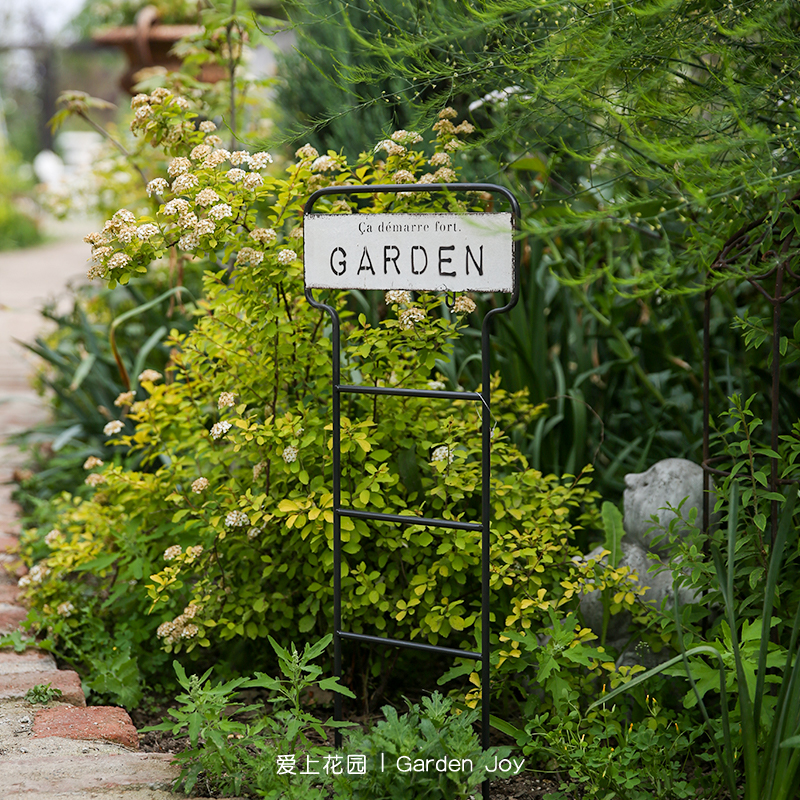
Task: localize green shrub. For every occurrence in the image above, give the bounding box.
[18,94,645,712]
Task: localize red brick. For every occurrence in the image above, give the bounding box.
[0,668,85,705]
[33,705,139,749]
[0,582,19,603]
[0,648,57,673]
[0,532,19,552]
[0,603,27,631]
[0,751,179,794]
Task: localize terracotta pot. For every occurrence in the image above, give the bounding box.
[93,5,225,95]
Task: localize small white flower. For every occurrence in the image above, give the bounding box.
[391,130,423,144]
[28,564,50,583]
[311,155,339,172]
[190,144,212,160]
[205,134,223,148]
[230,150,251,166]
[163,198,190,216]
[427,380,446,391]
[202,149,230,168]
[235,247,264,266]
[211,420,232,439]
[225,510,250,527]
[226,168,245,182]
[137,223,159,241]
[199,120,217,133]
[146,178,168,197]
[104,420,124,436]
[195,218,215,236]
[375,139,406,156]
[185,545,203,562]
[433,167,457,183]
[44,529,63,545]
[444,139,463,152]
[250,227,277,245]
[116,225,137,244]
[171,173,199,193]
[181,623,199,639]
[114,390,136,407]
[134,105,153,120]
[242,173,263,190]
[218,391,236,408]
[178,232,199,250]
[208,203,234,221]
[167,157,192,177]
[453,295,476,314]
[392,169,415,184]
[195,188,221,206]
[253,461,267,480]
[282,445,298,463]
[85,473,106,487]
[191,477,209,493]
[429,152,451,167]
[111,209,136,227]
[131,93,150,108]
[150,87,172,102]
[400,307,426,329]
[295,143,319,161]
[178,212,198,230]
[138,369,162,382]
[249,152,273,169]
[56,602,75,617]
[431,445,454,464]
[385,290,411,305]
[247,526,263,540]
[277,249,297,265]
[172,96,190,110]
[163,544,182,561]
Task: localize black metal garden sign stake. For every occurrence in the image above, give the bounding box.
[303,183,521,799]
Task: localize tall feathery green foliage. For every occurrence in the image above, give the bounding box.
[312,0,800,292]
[274,0,425,157]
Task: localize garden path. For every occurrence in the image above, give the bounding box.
[0,222,226,798]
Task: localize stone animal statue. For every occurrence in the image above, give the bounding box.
[578,458,713,668]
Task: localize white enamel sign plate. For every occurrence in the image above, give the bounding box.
[304,212,513,292]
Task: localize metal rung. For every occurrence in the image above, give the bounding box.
[339,630,482,660]
[339,507,482,531]
[337,384,482,401]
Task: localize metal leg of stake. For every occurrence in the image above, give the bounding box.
[304,184,522,790]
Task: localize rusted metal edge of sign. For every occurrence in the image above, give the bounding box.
[302,183,521,800]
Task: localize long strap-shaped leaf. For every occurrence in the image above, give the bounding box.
[109,286,196,389]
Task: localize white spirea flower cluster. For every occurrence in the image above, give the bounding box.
[191,477,209,493]
[429,152,452,167]
[210,420,232,439]
[163,545,182,561]
[146,178,168,196]
[400,307,426,329]
[218,391,236,408]
[235,247,264,266]
[195,188,221,206]
[247,526,263,540]
[85,473,106,487]
[250,228,277,245]
[208,203,233,220]
[83,456,103,470]
[295,143,319,162]
[104,420,124,436]
[225,510,250,527]
[138,369,162,382]
[253,461,267,480]
[453,296,476,314]
[199,120,217,133]
[18,563,50,588]
[375,139,406,157]
[385,290,412,305]
[277,249,297,265]
[311,155,339,172]
[157,603,202,644]
[114,390,135,407]
[431,445,455,464]
[56,602,75,617]
[44,529,63,546]
[282,445,298,463]
[250,152,273,169]
[391,130,423,144]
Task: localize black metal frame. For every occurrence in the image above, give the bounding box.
[303,183,521,798]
